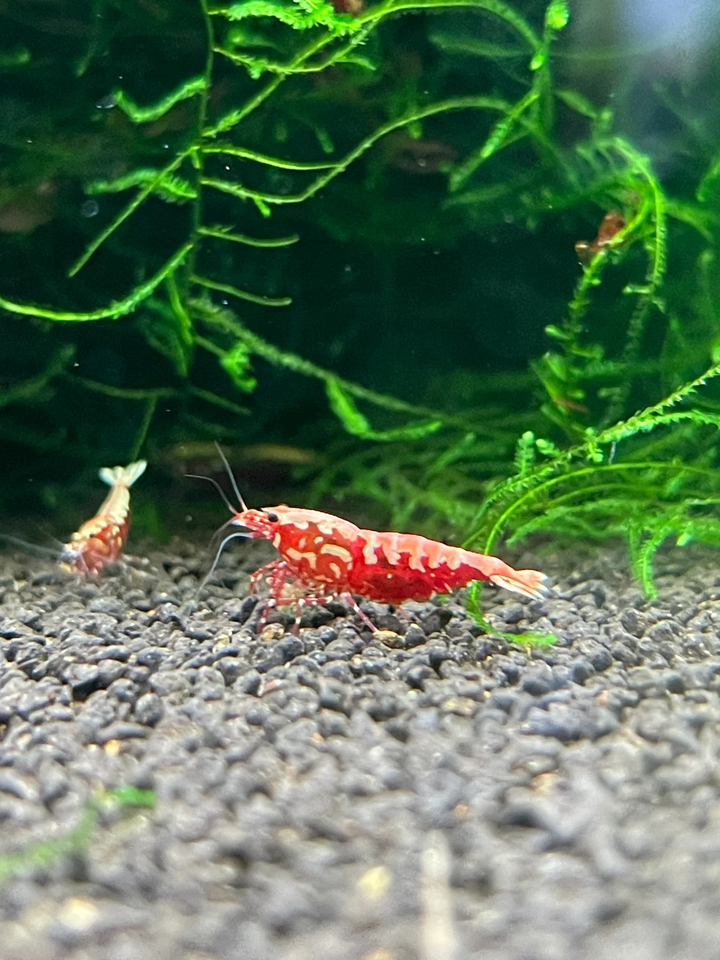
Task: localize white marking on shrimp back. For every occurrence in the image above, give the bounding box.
[321,543,352,563]
[318,519,344,536]
[381,534,401,565]
[286,547,317,569]
[362,537,378,565]
[401,534,433,571]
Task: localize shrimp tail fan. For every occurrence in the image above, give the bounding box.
[99,460,148,488]
[488,568,550,601]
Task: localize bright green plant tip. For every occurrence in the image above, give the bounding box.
[545,0,569,31]
[0,45,30,67]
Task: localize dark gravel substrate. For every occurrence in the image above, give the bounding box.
[2,538,720,960]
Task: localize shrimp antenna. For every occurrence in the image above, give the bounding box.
[185,474,236,515]
[0,534,62,559]
[197,530,251,595]
[207,515,245,552]
[214,442,248,512]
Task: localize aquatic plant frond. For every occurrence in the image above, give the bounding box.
[453,356,720,595]
[210,0,360,34]
[360,0,540,50]
[113,76,208,124]
[0,243,193,322]
[191,274,292,308]
[86,170,198,203]
[198,225,299,247]
[214,40,377,77]
[0,345,76,411]
[326,378,444,442]
[218,341,257,393]
[202,96,511,209]
[68,152,191,276]
[202,143,336,170]
[190,298,496,433]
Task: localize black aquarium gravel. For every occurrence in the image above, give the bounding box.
[2,541,720,960]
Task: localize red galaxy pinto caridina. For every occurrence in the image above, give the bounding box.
[61,460,147,574]
[238,506,548,607]
[199,446,548,631]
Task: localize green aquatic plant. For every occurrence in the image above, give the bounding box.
[0,0,569,465]
[0,786,156,884]
[465,358,720,598]
[306,39,720,599]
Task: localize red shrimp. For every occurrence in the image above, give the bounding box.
[60,460,146,574]
[199,450,548,632]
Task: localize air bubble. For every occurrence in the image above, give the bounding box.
[81,200,99,218]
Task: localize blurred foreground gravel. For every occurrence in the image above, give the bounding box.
[2,539,720,960]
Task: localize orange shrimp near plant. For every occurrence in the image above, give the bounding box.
[60,460,147,574]
[197,448,548,631]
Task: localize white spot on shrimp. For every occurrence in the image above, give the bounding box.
[273,533,282,548]
[286,547,317,569]
[362,539,377,564]
[445,549,463,570]
[320,543,352,562]
[318,520,341,536]
[293,521,309,530]
[329,562,342,578]
[379,534,401,565]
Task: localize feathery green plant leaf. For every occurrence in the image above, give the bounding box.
[326,379,443,441]
[212,0,359,34]
[87,170,197,203]
[113,76,207,124]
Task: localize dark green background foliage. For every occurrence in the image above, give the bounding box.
[2,0,720,590]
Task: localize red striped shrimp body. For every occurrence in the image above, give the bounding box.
[233,505,547,627]
[61,460,147,574]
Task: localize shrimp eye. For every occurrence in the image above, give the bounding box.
[265,511,279,523]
